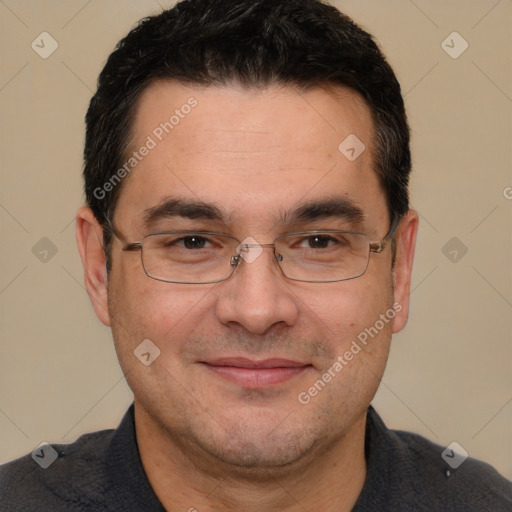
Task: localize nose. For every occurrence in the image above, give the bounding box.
[215,245,299,335]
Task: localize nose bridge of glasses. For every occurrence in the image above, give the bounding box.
[231,241,283,269]
[240,242,277,250]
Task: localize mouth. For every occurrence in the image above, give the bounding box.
[200,357,313,388]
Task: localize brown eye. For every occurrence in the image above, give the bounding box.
[304,235,336,249]
[182,236,208,249]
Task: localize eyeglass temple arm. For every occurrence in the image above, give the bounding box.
[106,215,402,254]
[105,219,142,252]
[369,214,401,254]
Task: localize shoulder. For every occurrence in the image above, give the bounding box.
[0,428,114,512]
[357,407,512,512]
[389,426,512,510]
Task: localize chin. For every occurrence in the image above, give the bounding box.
[189,420,326,479]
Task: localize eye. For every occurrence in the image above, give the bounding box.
[299,234,343,249]
[180,235,210,250]
[158,234,214,250]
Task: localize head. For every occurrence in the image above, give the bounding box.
[77,0,417,477]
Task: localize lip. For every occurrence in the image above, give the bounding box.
[201,358,312,388]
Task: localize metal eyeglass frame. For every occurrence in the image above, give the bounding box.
[105,214,401,284]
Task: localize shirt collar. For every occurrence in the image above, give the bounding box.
[106,403,391,510]
[106,404,166,510]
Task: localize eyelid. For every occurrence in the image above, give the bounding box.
[275,229,365,239]
[147,230,234,240]
[149,231,236,248]
[147,229,366,244]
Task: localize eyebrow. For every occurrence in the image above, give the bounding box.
[143,198,231,226]
[282,196,365,226]
[143,196,365,229]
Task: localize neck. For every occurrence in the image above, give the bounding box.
[135,402,368,512]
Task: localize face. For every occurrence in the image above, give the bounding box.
[78,81,417,474]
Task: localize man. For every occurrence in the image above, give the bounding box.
[1,0,510,510]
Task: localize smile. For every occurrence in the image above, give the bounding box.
[201,358,313,388]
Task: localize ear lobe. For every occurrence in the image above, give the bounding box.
[391,209,419,334]
[75,206,111,326]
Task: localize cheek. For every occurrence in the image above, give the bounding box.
[108,261,213,358]
[305,270,393,342]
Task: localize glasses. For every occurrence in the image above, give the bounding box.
[108,216,400,284]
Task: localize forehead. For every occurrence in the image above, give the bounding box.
[131,80,373,159]
[115,80,386,233]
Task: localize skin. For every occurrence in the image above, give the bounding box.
[77,81,418,511]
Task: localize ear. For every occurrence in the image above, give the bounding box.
[391,209,419,333]
[75,206,111,326]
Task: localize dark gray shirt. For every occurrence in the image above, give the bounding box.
[1,405,510,511]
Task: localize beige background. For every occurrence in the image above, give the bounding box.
[0,0,511,479]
